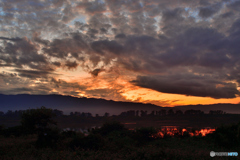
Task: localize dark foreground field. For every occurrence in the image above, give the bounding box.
[1,121,240,160]
[0,135,233,160]
[1,107,240,160]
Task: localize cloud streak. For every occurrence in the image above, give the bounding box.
[132,74,240,99]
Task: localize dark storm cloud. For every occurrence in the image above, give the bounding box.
[15,69,53,79]
[1,0,240,98]
[87,34,169,73]
[6,86,50,94]
[73,21,239,78]
[0,37,51,69]
[90,68,105,77]
[229,18,240,37]
[159,27,229,67]
[91,40,124,55]
[227,18,240,58]
[76,0,106,15]
[198,3,222,18]
[32,33,50,46]
[64,61,78,70]
[52,61,62,67]
[0,72,25,84]
[0,71,53,95]
[162,8,185,23]
[87,28,99,39]
[115,33,126,39]
[227,0,240,11]
[42,33,90,59]
[51,78,86,90]
[2,85,52,95]
[199,0,210,6]
[96,27,231,73]
[132,75,240,99]
[220,12,234,18]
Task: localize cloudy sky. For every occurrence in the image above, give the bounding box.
[0,0,240,107]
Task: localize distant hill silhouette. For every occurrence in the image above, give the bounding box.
[0,94,240,115]
[0,94,162,115]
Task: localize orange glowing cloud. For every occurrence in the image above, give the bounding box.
[54,68,240,107]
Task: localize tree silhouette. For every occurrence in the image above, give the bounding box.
[140,110,147,117]
[136,110,139,117]
[21,106,57,134]
[160,109,167,116]
[175,110,183,115]
[209,110,223,114]
[149,111,155,116]
[168,109,174,115]
[104,112,110,117]
[52,109,63,116]
[184,109,204,115]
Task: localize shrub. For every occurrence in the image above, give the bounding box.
[69,133,105,151]
[0,125,25,137]
[210,123,240,148]
[35,127,61,148]
[61,130,77,138]
[21,106,57,134]
[105,130,135,151]
[92,121,126,136]
[133,127,158,145]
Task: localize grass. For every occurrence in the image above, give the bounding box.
[1,120,240,160]
[1,133,240,160]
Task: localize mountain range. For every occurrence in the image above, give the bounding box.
[0,94,240,115]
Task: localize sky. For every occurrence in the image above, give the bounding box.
[0,0,240,107]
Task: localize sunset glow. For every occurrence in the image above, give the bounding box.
[153,127,216,138]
